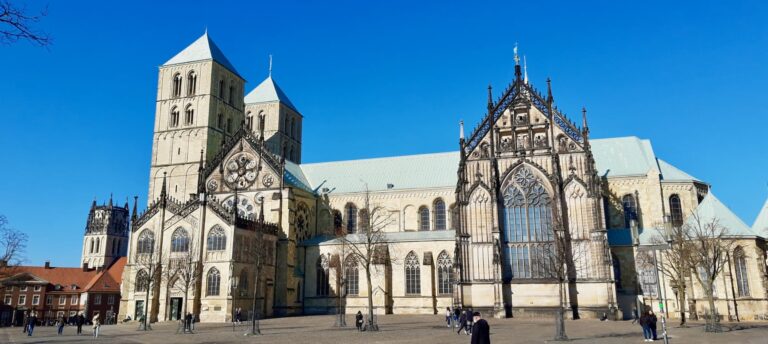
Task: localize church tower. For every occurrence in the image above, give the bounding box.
[244,71,302,163]
[148,32,245,202]
[81,196,130,269]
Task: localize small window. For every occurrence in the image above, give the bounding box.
[71,295,78,304]
[229,85,235,104]
[434,199,446,230]
[219,79,225,98]
[46,295,53,305]
[172,73,182,98]
[170,107,180,128]
[59,295,66,305]
[107,295,115,305]
[94,294,102,305]
[418,206,430,231]
[669,194,683,227]
[20,285,27,292]
[3,295,11,305]
[18,295,26,305]
[187,71,197,96]
[622,194,638,228]
[217,113,223,129]
[185,105,194,125]
[34,285,41,292]
[345,203,357,234]
[32,295,40,305]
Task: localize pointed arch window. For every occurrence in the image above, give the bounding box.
[207,225,227,251]
[434,199,446,230]
[136,230,155,254]
[206,268,221,296]
[172,73,182,98]
[187,71,197,96]
[95,238,100,253]
[239,269,249,293]
[734,247,750,297]
[669,194,683,227]
[217,113,223,129]
[501,166,554,280]
[405,251,421,295]
[170,107,180,128]
[344,255,359,296]
[218,79,225,98]
[246,112,253,131]
[437,251,453,294]
[171,228,190,252]
[89,238,94,253]
[622,194,638,228]
[316,255,330,296]
[228,84,235,104]
[136,270,149,292]
[332,210,343,234]
[184,105,194,125]
[418,206,430,231]
[345,203,357,234]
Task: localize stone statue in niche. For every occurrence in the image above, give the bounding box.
[558,136,568,152]
[515,113,528,125]
[480,142,490,158]
[534,135,544,148]
[517,134,529,150]
[500,137,512,151]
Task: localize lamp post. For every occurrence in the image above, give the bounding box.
[656,216,673,344]
[630,219,643,320]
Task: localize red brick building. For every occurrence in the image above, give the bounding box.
[0,258,126,326]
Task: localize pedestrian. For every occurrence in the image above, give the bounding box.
[464,308,474,335]
[236,307,242,324]
[56,315,65,335]
[648,310,658,340]
[355,311,364,331]
[457,311,467,335]
[92,313,101,338]
[445,307,452,327]
[185,313,192,332]
[470,311,490,344]
[631,307,639,324]
[639,310,652,342]
[453,307,461,328]
[76,312,84,335]
[27,311,37,336]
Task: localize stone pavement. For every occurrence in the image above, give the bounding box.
[1,314,767,343]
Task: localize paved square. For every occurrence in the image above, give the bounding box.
[2,315,767,343]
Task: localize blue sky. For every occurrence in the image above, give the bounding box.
[1,0,766,267]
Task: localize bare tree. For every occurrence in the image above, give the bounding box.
[162,236,200,333]
[0,215,27,279]
[0,1,51,46]
[684,214,733,332]
[245,216,270,336]
[331,216,348,327]
[132,249,164,331]
[340,187,394,331]
[650,223,693,326]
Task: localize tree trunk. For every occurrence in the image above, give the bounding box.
[365,265,377,331]
[554,281,568,341]
[706,291,720,332]
[677,287,687,327]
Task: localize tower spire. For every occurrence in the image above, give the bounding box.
[459,120,465,141]
[546,77,554,105]
[523,55,528,84]
[514,43,522,82]
[582,106,590,137]
[487,84,493,111]
[197,149,205,194]
[160,172,167,200]
[131,196,138,221]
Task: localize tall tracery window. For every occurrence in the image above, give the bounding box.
[502,166,554,280]
[316,255,330,296]
[669,194,683,227]
[207,225,227,251]
[206,268,220,296]
[137,230,155,254]
[622,194,638,228]
[344,255,359,296]
[405,251,421,295]
[418,206,430,231]
[434,199,446,230]
[136,270,149,292]
[345,203,357,234]
[172,73,182,98]
[170,107,180,127]
[187,71,197,96]
[171,228,190,252]
[184,105,194,125]
[437,251,453,294]
[734,247,750,297]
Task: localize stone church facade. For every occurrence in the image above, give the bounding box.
[118,32,768,323]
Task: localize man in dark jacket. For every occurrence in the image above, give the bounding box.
[464,309,474,335]
[470,312,490,344]
[76,313,85,335]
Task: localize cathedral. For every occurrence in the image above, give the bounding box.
[118,32,768,323]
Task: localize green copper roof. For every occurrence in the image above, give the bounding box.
[590,136,699,182]
[685,193,760,238]
[752,197,768,235]
[300,151,460,194]
[163,32,240,77]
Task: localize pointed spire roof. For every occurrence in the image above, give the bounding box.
[163,32,240,77]
[244,76,299,113]
[752,196,768,234]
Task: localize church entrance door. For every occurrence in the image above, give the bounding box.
[169,297,183,320]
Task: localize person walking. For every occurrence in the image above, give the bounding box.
[22,311,29,334]
[76,312,84,335]
[355,311,364,331]
[27,312,37,336]
[445,307,452,327]
[631,307,639,324]
[453,307,461,328]
[92,313,101,338]
[470,312,490,344]
[56,315,65,335]
[639,310,652,342]
[457,311,467,335]
[648,310,658,341]
[464,309,474,335]
[235,307,242,325]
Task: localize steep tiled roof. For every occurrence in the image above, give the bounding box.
[3,266,99,291]
[163,32,240,77]
[244,76,298,112]
[751,196,768,235]
[84,257,126,292]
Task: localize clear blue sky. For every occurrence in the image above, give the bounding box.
[1,0,766,267]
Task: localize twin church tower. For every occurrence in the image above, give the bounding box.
[148,32,302,203]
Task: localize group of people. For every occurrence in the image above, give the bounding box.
[444,307,490,343]
[635,309,659,342]
[22,311,100,338]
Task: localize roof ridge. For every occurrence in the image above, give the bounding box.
[301,151,459,167]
